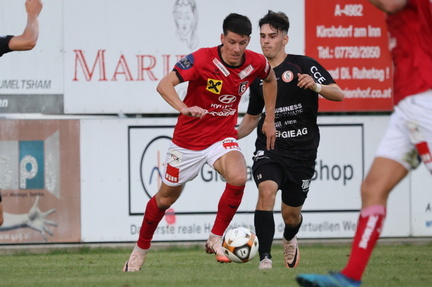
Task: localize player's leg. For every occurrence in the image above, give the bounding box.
[340,95,432,281]
[123,142,202,271]
[280,186,305,269]
[252,160,281,269]
[281,204,302,269]
[211,150,246,228]
[281,158,313,269]
[296,157,408,286]
[296,106,412,285]
[341,157,408,281]
[255,180,278,269]
[138,183,185,249]
[123,183,184,272]
[206,138,247,262]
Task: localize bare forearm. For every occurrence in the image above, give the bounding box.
[318,83,344,102]
[156,72,187,113]
[237,114,260,139]
[8,0,42,51]
[262,77,276,121]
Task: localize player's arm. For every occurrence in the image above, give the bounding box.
[367,0,407,13]
[261,68,277,150]
[8,0,43,51]
[156,71,207,118]
[237,113,261,139]
[297,73,344,102]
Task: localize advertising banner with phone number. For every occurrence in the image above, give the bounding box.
[305,0,394,112]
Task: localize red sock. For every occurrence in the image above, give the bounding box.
[137,196,166,250]
[211,183,244,236]
[342,205,386,281]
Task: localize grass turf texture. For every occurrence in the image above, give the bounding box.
[0,242,431,287]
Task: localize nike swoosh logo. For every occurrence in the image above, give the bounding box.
[229,204,239,209]
[287,248,298,268]
[145,219,154,225]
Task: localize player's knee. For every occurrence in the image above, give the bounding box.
[156,196,176,209]
[283,212,301,226]
[360,176,375,198]
[227,174,247,187]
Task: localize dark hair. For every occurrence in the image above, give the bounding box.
[258,10,290,33]
[222,13,252,36]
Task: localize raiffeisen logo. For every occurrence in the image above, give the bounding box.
[139,135,172,199]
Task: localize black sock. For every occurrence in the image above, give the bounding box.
[254,210,275,260]
[283,214,303,241]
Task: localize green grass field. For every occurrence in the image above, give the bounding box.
[0,241,431,287]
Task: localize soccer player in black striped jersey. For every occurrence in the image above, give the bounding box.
[237,10,344,270]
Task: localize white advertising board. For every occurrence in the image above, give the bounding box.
[80,116,421,242]
[63,0,304,114]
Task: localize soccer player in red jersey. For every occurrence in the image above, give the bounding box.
[297,0,432,286]
[123,13,277,271]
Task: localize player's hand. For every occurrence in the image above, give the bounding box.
[25,0,43,17]
[262,119,276,150]
[297,73,318,91]
[180,106,208,118]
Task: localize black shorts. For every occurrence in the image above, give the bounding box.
[252,152,315,207]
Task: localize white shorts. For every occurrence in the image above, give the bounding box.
[376,89,432,172]
[162,137,242,186]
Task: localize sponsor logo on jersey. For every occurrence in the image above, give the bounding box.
[213,58,230,77]
[176,54,194,70]
[238,64,254,79]
[238,81,249,96]
[218,94,236,104]
[222,139,240,150]
[206,78,223,94]
[252,150,270,161]
[282,70,294,83]
[276,127,308,138]
[275,103,304,118]
[165,164,179,183]
[301,179,312,193]
[165,149,182,183]
[206,108,236,117]
[310,66,326,83]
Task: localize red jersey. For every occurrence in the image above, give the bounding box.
[386,0,432,105]
[172,45,271,150]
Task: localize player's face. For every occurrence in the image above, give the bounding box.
[220,31,250,66]
[259,24,287,60]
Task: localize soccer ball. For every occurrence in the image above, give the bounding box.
[222,227,259,263]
